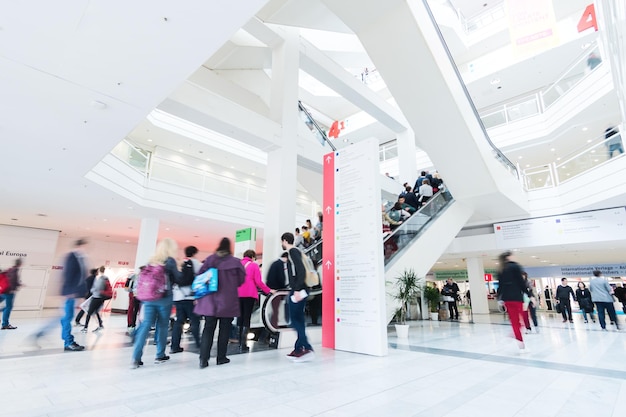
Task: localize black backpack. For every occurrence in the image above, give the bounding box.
[179,259,195,287]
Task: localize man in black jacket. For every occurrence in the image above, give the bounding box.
[555,278,575,323]
[282,232,314,362]
[442,279,460,320]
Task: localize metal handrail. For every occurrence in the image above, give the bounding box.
[298,101,337,151]
[422,0,519,178]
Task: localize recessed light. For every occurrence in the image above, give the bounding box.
[525,164,530,167]
[125,240,130,243]
[550,148,555,152]
[179,149,184,152]
[147,139,153,142]
[540,260,548,263]
[582,127,588,131]
[556,157,561,161]
[518,156,523,159]
[587,139,592,143]
[165,228,170,231]
[103,219,108,222]
[490,78,501,85]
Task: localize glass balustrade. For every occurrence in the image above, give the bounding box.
[383,192,453,266]
[111,140,150,173]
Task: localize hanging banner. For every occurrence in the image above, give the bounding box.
[506,0,559,57]
[234,228,256,258]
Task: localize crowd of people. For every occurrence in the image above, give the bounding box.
[6,235,317,367]
[382,170,445,234]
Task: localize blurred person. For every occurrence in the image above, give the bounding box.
[587,52,602,70]
[238,250,274,353]
[194,238,245,368]
[590,270,620,331]
[33,239,89,351]
[496,251,529,353]
[265,252,290,329]
[82,266,112,333]
[523,273,539,331]
[1,258,23,330]
[576,281,595,323]
[397,195,416,214]
[282,232,315,362]
[382,204,402,233]
[125,267,142,336]
[389,202,411,222]
[614,283,626,314]
[544,286,553,310]
[555,278,575,323]
[400,186,419,211]
[170,246,201,354]
[294,227,304,248]
[314,212,323,240]
[418,179,434,206]
[74,268,98,326]
[131,238,180,368]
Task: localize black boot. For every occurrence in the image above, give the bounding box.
[239,326,250,353]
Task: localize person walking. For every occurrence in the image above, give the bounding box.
[575,281,595,323]
[131,238,180,368]
[555,278,575,323]
[522,272,537,332]
[496,251,529,353]
[544,286,553,310]
[74,268,98,327]
[238,249,274,353]
[194,238,245,368]
[170,246,202,354]
[81,266,112,333]
[1,258,23,330]
[34,239,89,351]
[282,232,315,362]
[589,270,620,331]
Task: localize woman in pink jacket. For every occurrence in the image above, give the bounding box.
[238,250,274,352]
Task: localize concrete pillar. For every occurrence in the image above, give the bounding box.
[133,218,159,269]
[396,127,417,186]
[263,27,300,263]
[467,257,489,315]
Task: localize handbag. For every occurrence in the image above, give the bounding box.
[555,302,562,314]
[80,296,93,313]
[192,268,218,299]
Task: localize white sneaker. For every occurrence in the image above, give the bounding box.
[293,349,315,363]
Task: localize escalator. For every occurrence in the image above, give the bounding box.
[257,190,472,346]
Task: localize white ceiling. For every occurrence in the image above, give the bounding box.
[1,0,624,269]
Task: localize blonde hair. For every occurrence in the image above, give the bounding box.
[150,238,178,264]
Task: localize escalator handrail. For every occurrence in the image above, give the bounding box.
[261,288,323,334]
[298,100,337,151]
[383,190,448,244]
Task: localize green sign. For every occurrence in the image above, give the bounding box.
[235,228,255,242]
[434,269,498,281]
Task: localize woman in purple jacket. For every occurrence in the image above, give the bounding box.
[194,238,245,368]
[238,250,274,353]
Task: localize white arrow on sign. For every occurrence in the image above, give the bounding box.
[325,206,332,214]
[326,155,332,164]
[325,260,333,269]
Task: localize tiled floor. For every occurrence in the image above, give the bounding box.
[0,310,624,417]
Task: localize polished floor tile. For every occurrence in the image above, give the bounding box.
[0,310,624,417]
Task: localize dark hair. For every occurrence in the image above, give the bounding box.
[243,249,256,259]
[422,179,430,185]
[593,270,601,277]
[281,232,295,244]
[295,227,300,233]
[578,281,586,288]
[561,277,567,282]
[393,202,403,210]
[405,185,412,192]
[498,251,512,273]
[216,237,232,254]
[302,225,308,231]
[421,171,426,176]
[185,245,198,258]
[14,258,23,267]
[98,266,105,274]
[281,252,289,258]
[90,268,98,276]
[522,272,528,279]
[75,238,88,247]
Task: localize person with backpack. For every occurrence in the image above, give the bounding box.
[170,246,202,354]
[282,232,315,362]
[194,238,245,368]
[1,258,23,330]
[74,268,98,327]
[238,249,274,353]
[81,266,112,333]
[131,238,181,369]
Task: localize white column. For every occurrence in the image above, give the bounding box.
[467,257,489,315]
[396,127,417,186]
[263,27,300,263]
[133,218,159,270]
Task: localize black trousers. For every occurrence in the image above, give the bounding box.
[559,299,572,320]
[84,298,104,328]
[448,299,458,319]
[238,297,256,328]
[200,316,232,363]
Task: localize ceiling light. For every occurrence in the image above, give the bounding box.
[587,139,592,143]
[125,240,130,243]
[582,127,588,131]
[147,139,153,142]
[540,260,548,263]
[525,164,530,167]
[556,157,561,161]
[490,78,501,85]
[591,150,596,153]
[550,148,555,152]
[147,109,267,164]
[165,228,170,231]
[518,156,523,159]
[179,149,184,152]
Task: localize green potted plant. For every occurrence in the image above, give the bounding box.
[424,285,441,321]
[390,268,422,337]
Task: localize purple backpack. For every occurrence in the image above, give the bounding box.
[135,264,167,301]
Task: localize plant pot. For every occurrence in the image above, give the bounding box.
[430,312,439,321]
[394,324,409,338]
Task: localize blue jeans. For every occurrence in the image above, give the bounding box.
[132,296,172,362]
[61,298,76,347]
[288,294,312,352]
[2,293,15,326]
[171,300,200,349]
[595,302,619,329]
